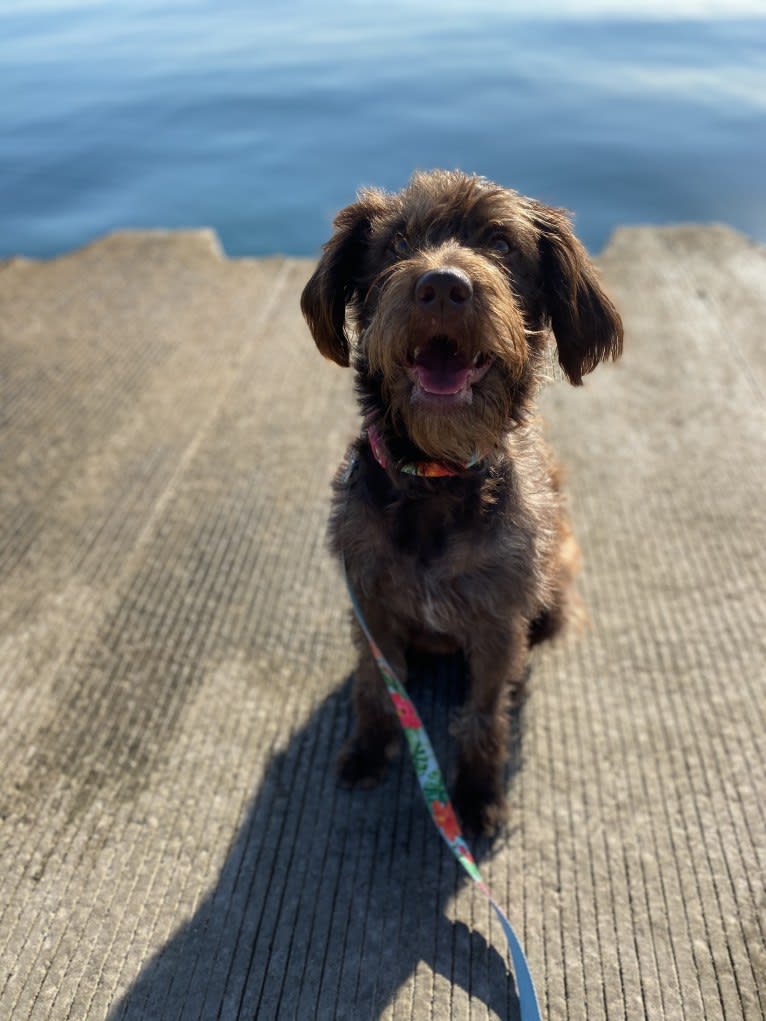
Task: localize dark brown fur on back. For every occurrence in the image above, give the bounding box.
[301,170,622,834]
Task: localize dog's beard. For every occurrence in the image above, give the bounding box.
[382,362,517,464]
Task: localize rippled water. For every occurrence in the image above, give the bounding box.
[2,1,765,257]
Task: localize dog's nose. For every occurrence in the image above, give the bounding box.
[415,267,473,309]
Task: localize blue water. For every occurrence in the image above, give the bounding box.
[2,1,765,258]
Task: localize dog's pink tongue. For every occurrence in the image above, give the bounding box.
[414,346,471,395]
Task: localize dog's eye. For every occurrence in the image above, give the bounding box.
[490,235,510,255]
[392,233,410,256]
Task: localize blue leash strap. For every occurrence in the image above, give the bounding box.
[343,563,543,1021]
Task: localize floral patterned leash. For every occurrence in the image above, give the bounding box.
[343,562,542,1021]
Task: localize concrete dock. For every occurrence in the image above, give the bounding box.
[0,225,764,1020]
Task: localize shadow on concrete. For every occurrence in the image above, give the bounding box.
[107,653,527,1021]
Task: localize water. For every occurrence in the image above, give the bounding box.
[2,1,765,258]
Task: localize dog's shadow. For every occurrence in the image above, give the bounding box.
[108,653,528,1021]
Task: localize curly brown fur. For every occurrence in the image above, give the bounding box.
[301,169,623,835]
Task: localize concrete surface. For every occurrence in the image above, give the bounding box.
[0,225,763,1021]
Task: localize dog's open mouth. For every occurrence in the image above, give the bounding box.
[406,336,494,397]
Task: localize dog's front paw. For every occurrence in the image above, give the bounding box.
[336,738,390,789]
[453,779,508,837]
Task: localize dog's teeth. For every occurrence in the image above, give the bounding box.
[413,347,421,358]
[472,353,481,365]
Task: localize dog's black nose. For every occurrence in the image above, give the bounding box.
[415,267,473,309]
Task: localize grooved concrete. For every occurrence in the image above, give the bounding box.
[0,225,763,1020]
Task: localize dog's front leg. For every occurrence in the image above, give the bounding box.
[452,620,528,835]
[336,606,405,789]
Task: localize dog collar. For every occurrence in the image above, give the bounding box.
[366,423,483,478]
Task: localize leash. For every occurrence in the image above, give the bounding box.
[343,562,542,1021]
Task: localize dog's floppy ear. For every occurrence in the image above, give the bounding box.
[301,190,388,367]
[530,201,623,385]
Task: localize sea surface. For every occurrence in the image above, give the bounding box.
[2,0,765,258]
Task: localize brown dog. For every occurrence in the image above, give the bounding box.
[301,170,623,834]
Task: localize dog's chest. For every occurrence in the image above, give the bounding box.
[390,497,451,562]
[384,494,493,632]
[415,567,460,633]
[334,452,538,633]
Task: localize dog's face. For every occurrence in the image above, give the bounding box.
[302,170,623,463]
